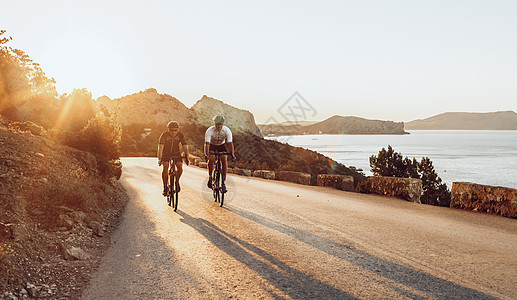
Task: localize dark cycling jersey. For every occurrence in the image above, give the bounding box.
[159,131,187,158]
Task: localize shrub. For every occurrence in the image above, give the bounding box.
[8,121,46,136]
[97,157,122,180]
[418,157,450,206]
[370,145,451,206]
[369,145,419,178]
[77,112,121,160]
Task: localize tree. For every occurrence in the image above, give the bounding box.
[370,145,451,206]
[56,89,98,132]
[369,145,418,178]
[1,30,58,124]
[77,112,122,160]
[418,157,450,206]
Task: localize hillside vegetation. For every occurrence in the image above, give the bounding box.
[101,91,366,185]
[1,30,127,297]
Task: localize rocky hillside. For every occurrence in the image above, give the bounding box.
[191,95,262,137]
[98,90,262,137]
[97,89,365,182]
[405,111,517,130]
[0,122,128,298]
[97,88,194,126]
[260,115,406,136]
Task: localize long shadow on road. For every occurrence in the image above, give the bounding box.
[230,207,497,300]
[178,211,357,300]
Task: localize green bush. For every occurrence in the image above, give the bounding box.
[77,112,121,160]
[369,145,419,178]
[370,145,451,206]
[418,157,450,206]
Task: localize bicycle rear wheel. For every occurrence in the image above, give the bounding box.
[219,184,224,207]
[173,190,178,211]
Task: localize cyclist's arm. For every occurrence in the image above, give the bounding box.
[204,142,210,157]
[225,127,235,157]
[158,132,166,160]
[157,144,164,160]
[227,142,235,156]
[182,144,189,159]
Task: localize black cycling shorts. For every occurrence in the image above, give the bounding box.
[209,144,228,153]
[161,153,182,164]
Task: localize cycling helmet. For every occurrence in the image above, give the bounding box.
[213,115,225,125]
[167,121,180,129]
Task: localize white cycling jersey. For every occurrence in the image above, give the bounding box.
[205,125,233,146]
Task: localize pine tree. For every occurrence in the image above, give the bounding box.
[370,146,451,206]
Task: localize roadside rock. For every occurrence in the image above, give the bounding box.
[65,246,91,261]
[88,221,104,237]
[58,214,74,230]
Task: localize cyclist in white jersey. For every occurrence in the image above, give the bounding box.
[204,115,236,193]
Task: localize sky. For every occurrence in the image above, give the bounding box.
[2,0,516,123]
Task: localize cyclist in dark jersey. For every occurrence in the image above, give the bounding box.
[158,121,190,196]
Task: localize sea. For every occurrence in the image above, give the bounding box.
[266,130,517,189]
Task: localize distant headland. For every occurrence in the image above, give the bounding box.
[259,116,407,136]
[405,111,517,130]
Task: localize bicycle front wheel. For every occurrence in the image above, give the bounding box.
[173,190,178,211]
[213,172,220,204]
[168,173,176,207]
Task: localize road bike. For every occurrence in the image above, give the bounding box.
[165,156,183,211]
[209,151,233,207]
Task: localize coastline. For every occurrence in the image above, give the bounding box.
[266,130,517,190]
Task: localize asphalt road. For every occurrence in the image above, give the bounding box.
[82,158,517,299]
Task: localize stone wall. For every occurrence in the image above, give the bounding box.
[451,182,517,218]
[233,168,252,176]
[276,171,311,185]
[253,170,276,180]
[189,155,202,166]
[356,176,422,203]
[316,174,354,191]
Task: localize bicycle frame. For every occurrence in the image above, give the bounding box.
[209,151,232,207]
[167,157,181,211]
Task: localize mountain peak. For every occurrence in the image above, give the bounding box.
[191,95,261,136]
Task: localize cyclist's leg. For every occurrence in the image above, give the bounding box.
[161,159,169,194]
[221,155,228,192]
[175,159,183,179]
[208,154,215,175]
[207,154,215,188]
[221,155,228,181]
